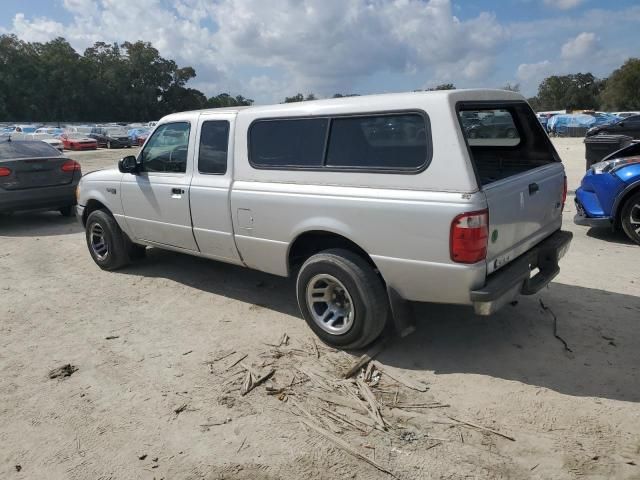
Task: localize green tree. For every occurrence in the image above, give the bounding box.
[599,58,640,110]
[500,82,520,92]
[432,83,455,90]
[205,93,254,108]
[283,93,316,103]
[529,73,603,111]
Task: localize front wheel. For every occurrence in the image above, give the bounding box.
[85,209,131,270]
[621,192,640,245]
[296,249,389,349]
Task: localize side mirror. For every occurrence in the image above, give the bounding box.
[118,155,138,174]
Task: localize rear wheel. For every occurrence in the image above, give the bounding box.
[296,249,389,349]
[85,209,131,270]
[59,205,75,217]
[621,192,640,245]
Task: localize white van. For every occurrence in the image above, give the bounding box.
[76,89,572,348]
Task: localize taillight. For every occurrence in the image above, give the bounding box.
[562,175,568,211]
[450,210,489,264]
[0,167,11,177]
[61,160,81,172]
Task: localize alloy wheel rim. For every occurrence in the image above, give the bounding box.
[630,203,640,236]
[305,274,355,335]
[89,222,109,260]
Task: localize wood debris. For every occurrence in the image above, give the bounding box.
[343,340,388,378]
[240,364,275,396]
[356,378,386,430]
[447,415,515,442]
[299,417,398,479]
[371,361,428,392]
[48,364,78,379]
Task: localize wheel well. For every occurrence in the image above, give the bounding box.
[288,231,378,275]
[82,199,108,226]
[614,184,640,228]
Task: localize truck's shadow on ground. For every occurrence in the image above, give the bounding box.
[0,211,83,237]
[122,248,640,403]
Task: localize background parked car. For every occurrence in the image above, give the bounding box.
[11,132,64,152]
[586,115,640,139]
[0,139,81,216]
[89,127,132,148]
[465,114,518,139]
[60,132,98,151]
[575,142,640,244]
[127,127,151,146]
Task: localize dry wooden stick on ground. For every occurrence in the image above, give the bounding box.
[300,417,399,479]
[343,339,388,378]
[371,361,429,392]
[447,415,516,442]
[240,364,275,396]
[226,353,248,370]
[356,378,386,430]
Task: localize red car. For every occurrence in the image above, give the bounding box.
[60,133,98,151]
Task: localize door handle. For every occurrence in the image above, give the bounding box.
[171,188,185,195]
[528,183,539,195]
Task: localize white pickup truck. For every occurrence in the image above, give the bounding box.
[77,89,572,349]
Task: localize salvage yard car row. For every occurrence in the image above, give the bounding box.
[0,122,155,151]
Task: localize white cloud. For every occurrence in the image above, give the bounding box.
[11,13,64,42]
[517,60,552,81]
[561,32,597,59]
[2,0,508,101]
[543,0,584,10]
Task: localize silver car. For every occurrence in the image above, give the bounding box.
[76,89,572,349]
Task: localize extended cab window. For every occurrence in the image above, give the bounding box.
[199,120,230,174]
[458,103,559,186]
[326,113,428,169]
[250,118,328,168]
[140,122,190,173]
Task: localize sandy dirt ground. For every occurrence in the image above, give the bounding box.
[1,139,639,479]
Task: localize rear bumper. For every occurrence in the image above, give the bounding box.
[470,230,573,315]
[0,183,78,213]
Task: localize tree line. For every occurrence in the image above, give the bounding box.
[0,35,254,122]
[1,34,638,122]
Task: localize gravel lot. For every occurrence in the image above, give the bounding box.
[1,139,639,479]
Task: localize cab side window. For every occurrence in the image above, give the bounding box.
[198,121,230,175]
[140,122,190,173]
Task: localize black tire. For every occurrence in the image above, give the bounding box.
[296,248,389,350]
[85,209,131,270]
[59,205,75,217]
[620,192,640,245]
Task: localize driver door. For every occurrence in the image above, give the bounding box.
[120,121,199,251]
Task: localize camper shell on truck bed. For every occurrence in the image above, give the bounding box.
[76,89,572,349]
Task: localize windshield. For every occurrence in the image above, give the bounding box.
[67,133,89,139]
[106,128,128,136]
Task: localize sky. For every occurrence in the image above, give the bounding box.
[1,0,639,104]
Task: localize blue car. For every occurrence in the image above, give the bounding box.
[574,141,640,244]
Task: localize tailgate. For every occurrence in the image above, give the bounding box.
[457,101,565,274]
[0,157,76,190]
[483,164,564,274]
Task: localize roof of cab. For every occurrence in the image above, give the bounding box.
[160,89,525,122]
